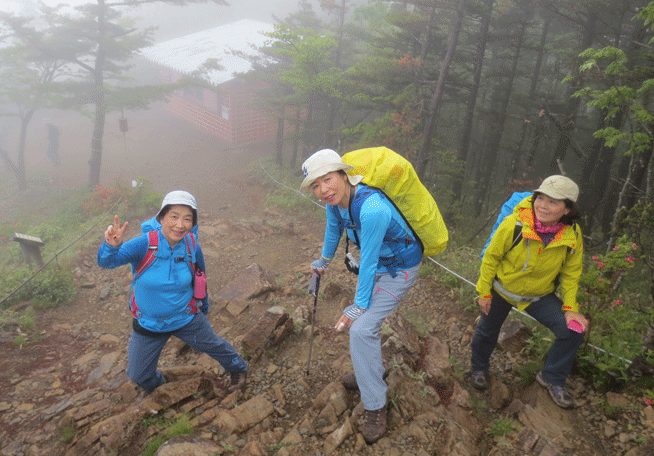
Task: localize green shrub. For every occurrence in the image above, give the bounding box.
[1,264,76,310]
[487,417,516,437]
[61,425,75,443]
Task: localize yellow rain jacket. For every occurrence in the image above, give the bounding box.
[476,196,583,313]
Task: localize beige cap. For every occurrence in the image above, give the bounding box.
[534,175,579,202]
[300,149,363,193]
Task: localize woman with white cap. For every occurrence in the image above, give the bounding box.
[97,191,248,394]
[301,149,423,444]
[471,175,588,409]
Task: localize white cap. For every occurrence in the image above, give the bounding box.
[300,149,363,193]
[156,191,198,224]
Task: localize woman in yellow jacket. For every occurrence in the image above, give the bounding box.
[471,175,588,409]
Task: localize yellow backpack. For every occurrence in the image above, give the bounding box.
[342,147,448,256]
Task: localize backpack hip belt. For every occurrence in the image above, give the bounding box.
[130,295,199,320]
[492,279,545,303]
[377,242,423,277]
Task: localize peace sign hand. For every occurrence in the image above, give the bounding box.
[104,215,129,247]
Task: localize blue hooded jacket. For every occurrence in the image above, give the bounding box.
[97,218,208,333]
[320,185,422,309]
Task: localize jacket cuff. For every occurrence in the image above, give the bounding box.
[343,304,367,320]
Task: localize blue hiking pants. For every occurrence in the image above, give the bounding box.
[126,312,248,392]
[471,290,584,386]
[350,264,420,411]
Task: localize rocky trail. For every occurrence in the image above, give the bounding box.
[2,197,654,456]
[1,105,654,456]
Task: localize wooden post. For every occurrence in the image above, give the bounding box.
[12,233,45,267]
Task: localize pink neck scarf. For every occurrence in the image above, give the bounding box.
[534,217,565,234]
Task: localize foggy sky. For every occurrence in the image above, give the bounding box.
[36,0,300,41]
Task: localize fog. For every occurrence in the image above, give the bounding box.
[0,0,305,200]
[38,0,300,41]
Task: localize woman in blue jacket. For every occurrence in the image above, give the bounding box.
[98,191,247,394]
[301,149,422,445]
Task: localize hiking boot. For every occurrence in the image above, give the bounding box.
[342,371,359,391]
[228,370,247,392]
[361,406,387,444]
[342,369,390,391]
[471,370,489,390]
[536,371,573,409]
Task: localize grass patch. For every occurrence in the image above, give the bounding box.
[266,441,295,455]
[404,312,431,337]
[487,417,516,437]
[141,414,193,456]
[61,425,75,443]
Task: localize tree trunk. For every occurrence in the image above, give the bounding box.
[647,139,654,201]
[291,105,301,169]
[473,19,527,215]
[276,104,285,166]
[452,0,493,202]
[415,1,438,105]
[605,153,636,253]
[578,110,623,233]
[324,0,347,147]
[416,0,465,180]
[16,111,35,192]
[0,110,35,192]
[88,0,107,187]
[512,19,549,179]
[548,12,597,174]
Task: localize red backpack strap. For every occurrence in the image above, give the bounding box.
[186,233,196,271]
[135,231,159,278]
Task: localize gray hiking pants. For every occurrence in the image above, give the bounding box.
[350,263,420,411]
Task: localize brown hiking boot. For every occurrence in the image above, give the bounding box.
[342,369,390,391]
[228,370,247,392]
[361,406,387,444]
[342,371,359,391]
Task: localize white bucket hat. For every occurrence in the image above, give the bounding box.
[300,149,364,193]
[156,190,198,224]
[534,175,579,203]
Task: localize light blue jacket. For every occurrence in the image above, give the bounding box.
[321,186,421,309]
[97,219,207,333]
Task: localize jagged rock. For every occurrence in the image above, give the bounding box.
[517,401,571,443]
[381,312,422,370]
[98,334,120,346]
[215,263,275,310]
[86,351,120,384]
[624,438,654,456]
[497,318,532,353]
[153,434,223,456]
[489,378,512,409]
[309,381,346,413]
[241,306,291,361]
[281,428,302,444]
[321,281,345,300]
[237,441,268,455]
[99,287,110,300]
[515,426,540,451]
[422,335,452,386]
[226,299,250,316]
[606,391,630,407]
[213,395,274,434]
[323,415,354,455]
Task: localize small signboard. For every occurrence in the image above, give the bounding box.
[12,233,45,266]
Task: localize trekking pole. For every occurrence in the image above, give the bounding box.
[305,272,320,376]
